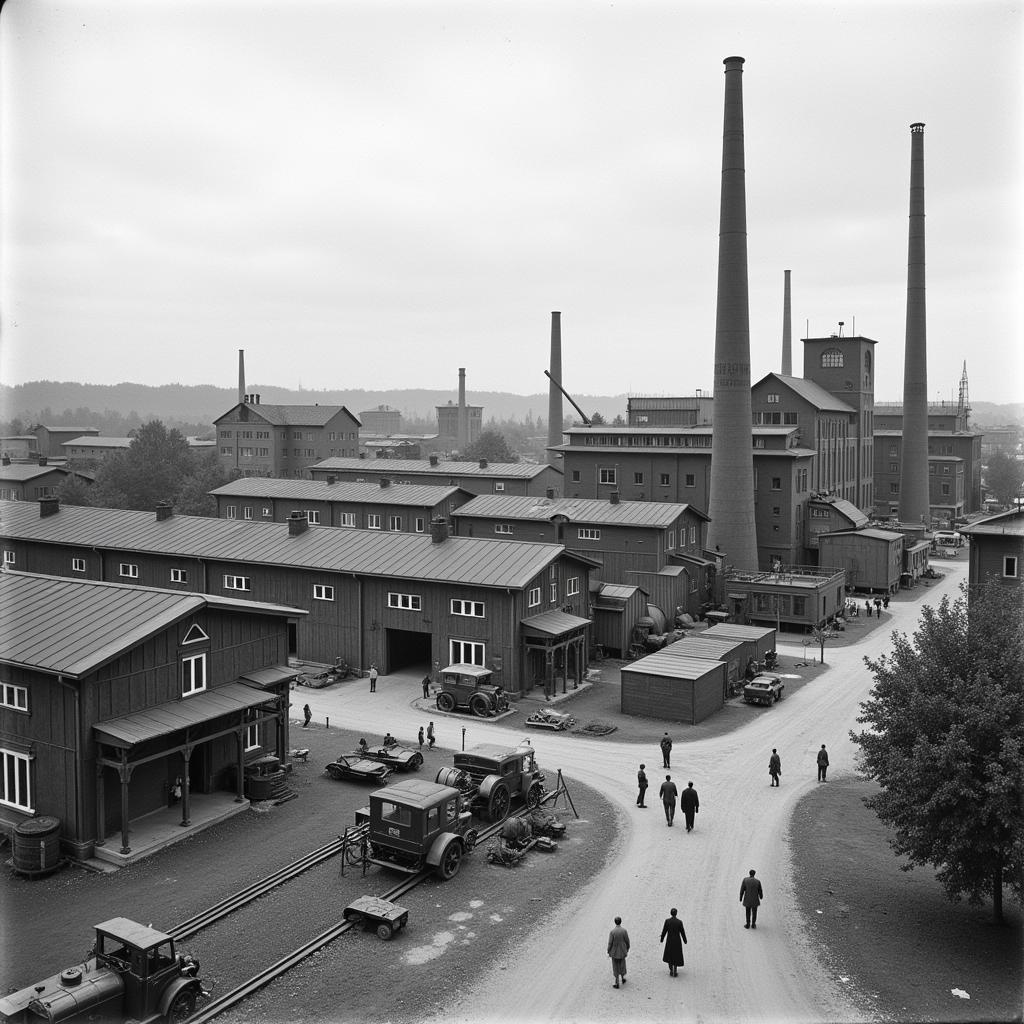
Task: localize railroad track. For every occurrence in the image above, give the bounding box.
[185,817,509,1023]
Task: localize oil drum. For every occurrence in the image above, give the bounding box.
[434,767,466,790]
[12,815,63,877]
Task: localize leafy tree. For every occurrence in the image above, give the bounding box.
[985,452,1024,507]
[176,454,235,517]
[89,420,194,512]
[462,430,517,464]
[850,579,1024,923]
[590,411,606,425]
[55,474,94,508]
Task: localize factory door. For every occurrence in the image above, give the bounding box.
[385,628,431,673]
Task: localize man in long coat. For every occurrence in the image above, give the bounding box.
[817,743,829,782]
[607,916,630,988]
[660,732,673,768]
[680,781,700,831]
[739,869,764,928]
[659,907,687,976]
[659,775,678,826]
[636,764,648,808]
[768,748,782,786]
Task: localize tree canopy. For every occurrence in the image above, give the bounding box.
[985,452,1024,507]
[850,579,1024,922]
[462,430,518,464]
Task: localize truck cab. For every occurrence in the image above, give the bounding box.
[436,664,509,717]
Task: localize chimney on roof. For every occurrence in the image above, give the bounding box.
[326,475,336,486]
[379,477,390,488]
[37,456,47,466]
[238,349,246,405]
[39,497,59,518]
[430,516,449,544]
[610,491,620,505]
[1,455,9,466]
[781,270,792,376]
[478,458,488,469]
[546,487,555,499]
[255,394,260,405]
[288,511,309,536]
[429,454,439,467]
[156,502,173,522]
[457,368,468,451]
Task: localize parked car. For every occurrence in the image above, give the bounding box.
[435,664,509,717]
[352,744,424,772]
[742,674,785,706]
[325,754,393,784]
[435,742,546,821]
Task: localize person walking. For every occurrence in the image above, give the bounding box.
[817,743,829,782]
[607,916,630,988]
[636,764,648,808]
[369,664,378,692]
[874,597,882,617]
[739,869,763,929]
[768,748,781,786]
[680,781,699,831]
[865,598,872,618]
[659,775,678,827]
[660,732,673,769]
[882,592,890,610]
[302,703,312,729]
[426,721,435,748]
[417,726,425,750]
[421,675,431,699]
[659,908,687,976]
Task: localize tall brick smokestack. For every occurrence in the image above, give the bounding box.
[547,312,563,465]
[781,270,792,375]
[898,123,930,526]
[457,367,468,452]
[238,349,245,405]
[707,56,759,571]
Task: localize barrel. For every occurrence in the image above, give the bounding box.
[12,815,63,877]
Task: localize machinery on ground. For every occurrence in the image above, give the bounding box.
[0,918,205,1024]
[435,664,509,717]
[325,754,393,784]
[524,708,575,731]
[435,743,546,821]
[342,896,410,941]
[351,743,424,772]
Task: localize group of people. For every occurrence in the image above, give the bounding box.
[637,767,700,830]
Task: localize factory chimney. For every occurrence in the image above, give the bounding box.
[706,56,759,571]
[547,312,563,465]
[457,368,468,453]
[238,350,246,406]
[781,270,792,376]
[898,123,930,528]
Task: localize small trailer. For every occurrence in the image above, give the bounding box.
[343,896,410,940]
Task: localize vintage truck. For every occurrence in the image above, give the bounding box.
[435,664,509,717]
[742,673,785,706]
[434,742,546,821]
[0,918,205,1024]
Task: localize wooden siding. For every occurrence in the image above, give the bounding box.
[818,534,902,593]
[620,661,726,724]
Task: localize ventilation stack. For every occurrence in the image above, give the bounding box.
[237,350,246,405]
[706,56,759,571]
[457,368,468,453]
[547,311,563,465]
[898,123,930,528]
[781,270,792,376]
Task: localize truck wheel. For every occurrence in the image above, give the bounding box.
[469,694,490,717]
[526,782,543,808]
[487,782,511,821]
[408,753,424,771]
[327,765,343,781]
[437,692,456,712]
[376,922,394,940]
[436,839,463,880]
[167,989,197,1022]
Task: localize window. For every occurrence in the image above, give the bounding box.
[889,483,900,495]
[72,557,86,572]
[767,393,780,404]
[262,507,272,518]
[243,506,253,520]
[1,682,28,712]
[890,463,899,473]
[294,431,302,440]
[754,437,766,448]
[451,599,485,617]
[2,551,14,566]
[821,349,844,367]
[659,473,670,486]
[685,474,695,487]
[306,510,321,524]
[571,470,581,483]
[450,639,485,666]
[599,468,617,486]
[783,412,799,425]
[494,482,506,492]
[941,484,950,496]
[388,592,422,611]
[889,446,898,458]
[219,429,232,438]
[634,472,644,485]
[689,525,697,544]
[225,505,237,519]
[182,623,208,644]
[367,514,382,530]
[244,710,260,751]
[1004,556,1018,578]
[170,568,189,584]
[771,477,781,490]
[942,466,951,475]
[550,582,558,601]
[566,576,580,596]
[528,587,541,608]
[224,575,251,591]
[339,512,355,527]
[415,517,425,533]
[494,524,514,535]
[313,584,335,601]
[578,528,601,540]
[389,515,403,531]
[792,596,807,616]
[119,563,139,579]
[181,652,207,695]
[239,447,254,458]
[667,530,675,550]
[0,749,32,812]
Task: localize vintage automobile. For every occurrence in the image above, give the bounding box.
[356,778,479,880]
[435,664,509,717]
[524,708,576,731]
[435,742,546,821]
[325,754,393,784]
[0,917,204,1024]
[351,744,424,772]
[742,674,785,706]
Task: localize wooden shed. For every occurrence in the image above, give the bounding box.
[664,634,749,695]
[591,582,648,658]
[818,528,903,595]
[620,652,726,725]
[701,623,778,665]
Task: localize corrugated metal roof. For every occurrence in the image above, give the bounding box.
[216,404,357,427]
[0,464,74,481]
[209,477,464,506]
[311,457,558,480]
[702,623,777,642]
[958,508,1024,537]
[596,583,644,600]
[822,528,903,541]
[621,650,723,679]
[61,436,131,448]
[0,500,568,589]
[764,374,857,413]
[93,681,275,746]
[670,636,746,658]
[453,494,706,526]
[0,571,303,678]
[520,610,591,637]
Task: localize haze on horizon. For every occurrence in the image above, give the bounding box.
[1,1,1022,405]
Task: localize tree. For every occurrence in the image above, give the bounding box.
[850,580,1024,923]
[89,420,194,512]
[985,452,1024,507]
[462,430,517,464]
[55,474,94,508]
[590,411,606,425]
[176,453,235,517]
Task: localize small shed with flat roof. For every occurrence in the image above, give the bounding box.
[701,623,778,665]
[620,651,727,724]
[664,634,750,695]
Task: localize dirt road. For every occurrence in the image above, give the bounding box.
[305,563,966,1024]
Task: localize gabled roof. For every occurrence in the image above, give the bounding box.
[216,403,360,427]
[810,496,870,529]
[62,436,131,448]
[821,527,904,542]
[0,571,304,678]
[960,507,1024,538]
[311,457,560,480]
[0,464,76,482]
[452,494,707,527]
[0,501,581,589]
[209,477,469,507]
[755,373,857,414]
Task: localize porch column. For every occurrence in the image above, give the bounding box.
[276,692,289,762]
[180,742,193,827]
[545,647,554,701]
[117,752,134,855]
[234,731,246,802]
[95,764,106,847]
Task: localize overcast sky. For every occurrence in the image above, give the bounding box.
[2,0,1021,406]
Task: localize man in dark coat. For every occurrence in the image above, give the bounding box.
[768,748,781,786]
[636,764,648,808]
[659,775,678,826]
[680,781,699,831]
[660,732,672,768]
[422,675,431,699]
[817,743,829,782]
[659,908,687,976]
[739,868,763,928]
[607,916,630,988]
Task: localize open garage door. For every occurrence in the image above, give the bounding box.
[385,628,432,673]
